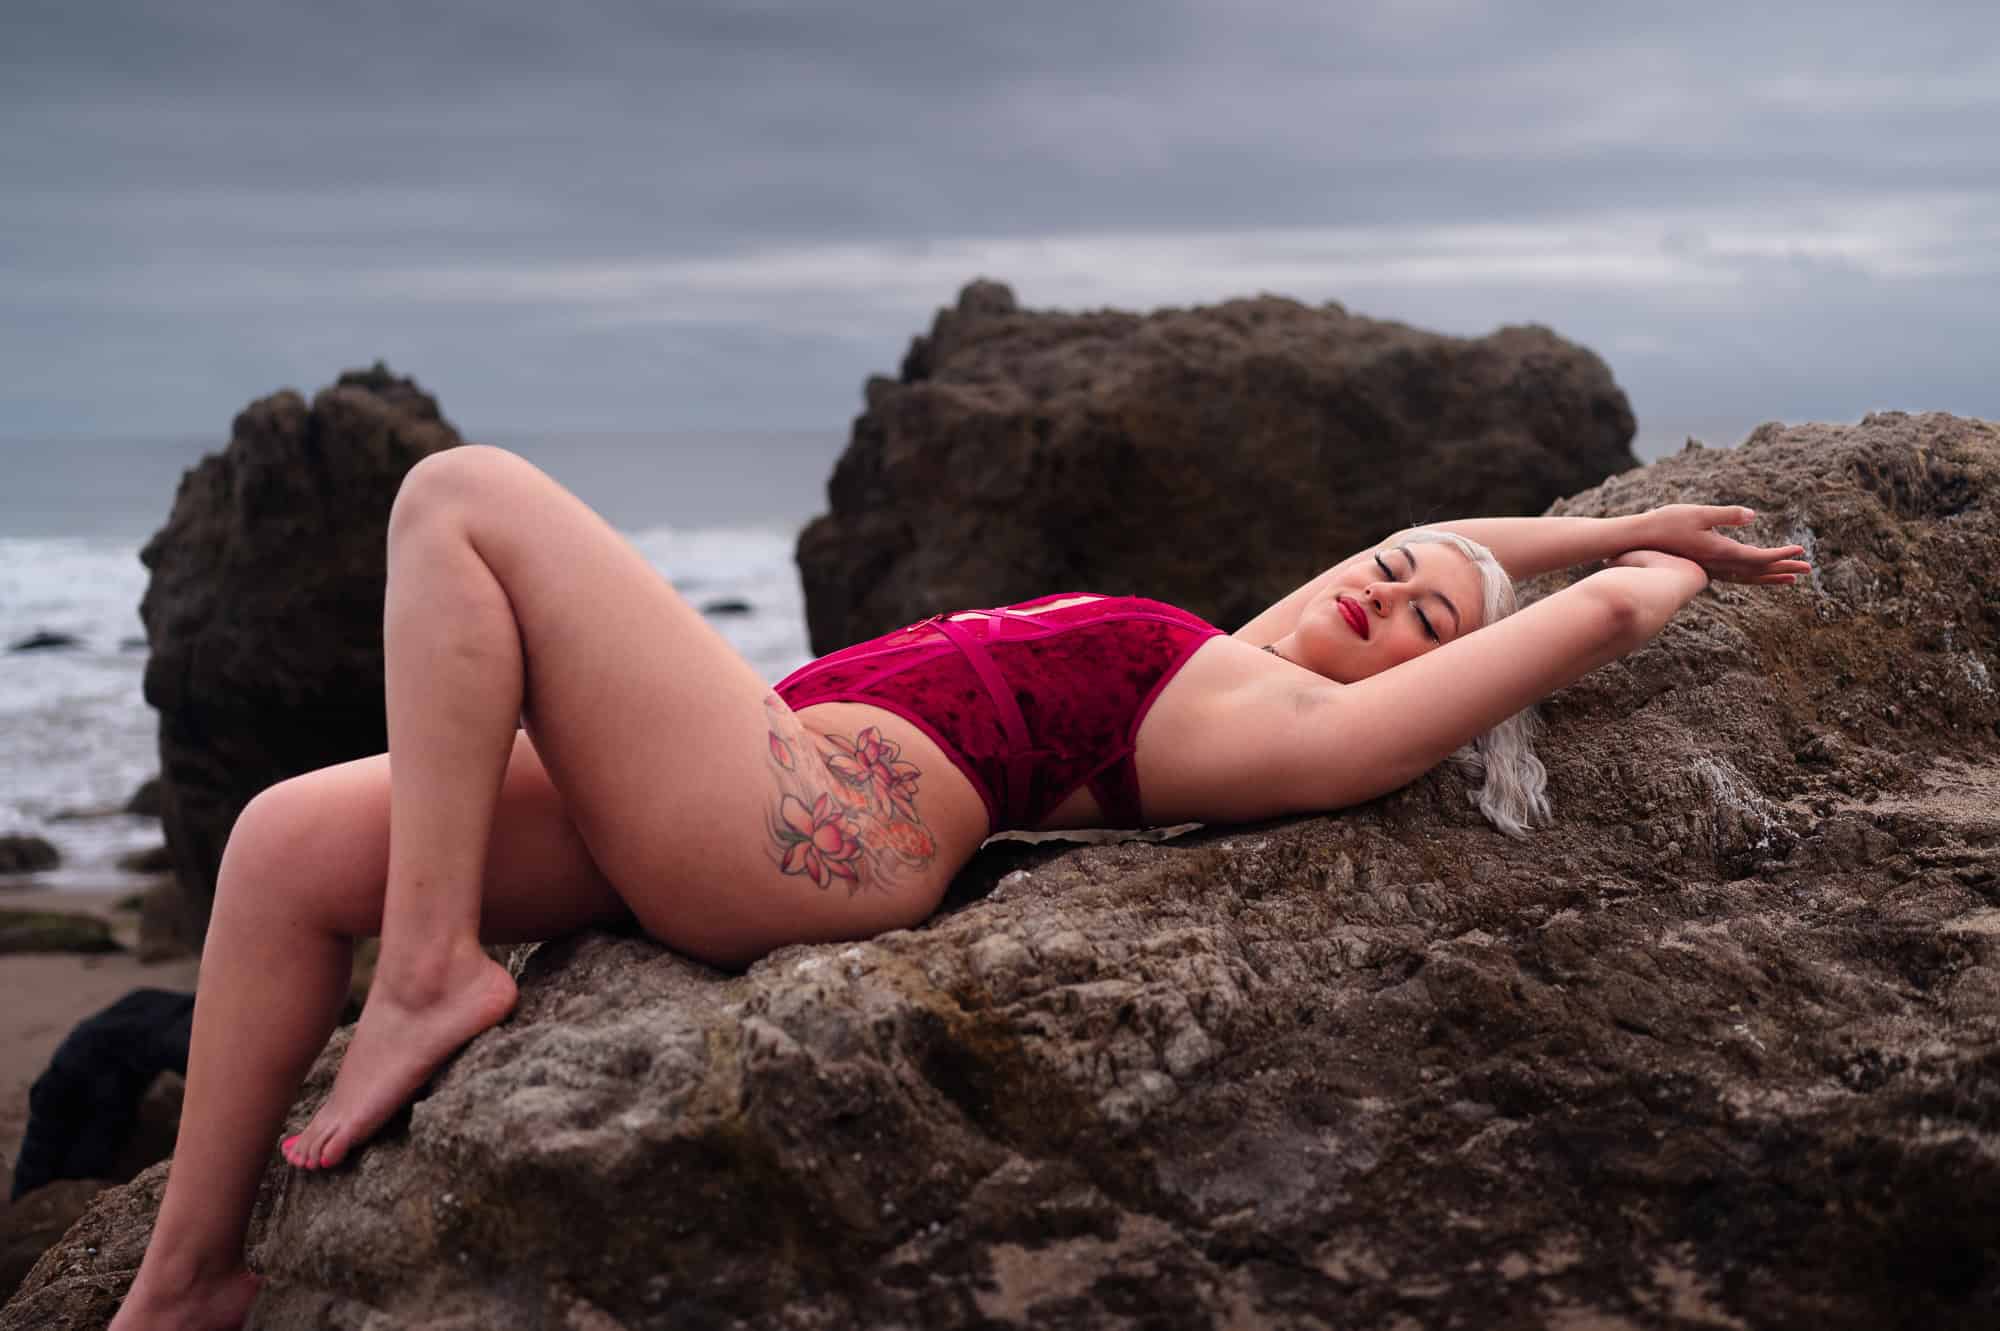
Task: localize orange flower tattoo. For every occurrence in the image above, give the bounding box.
[823,726,921,818]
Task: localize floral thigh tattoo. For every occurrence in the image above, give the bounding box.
[762,695,938,896]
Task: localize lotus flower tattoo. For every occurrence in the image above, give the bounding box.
[774,792,864,891]
[823,726,921,817]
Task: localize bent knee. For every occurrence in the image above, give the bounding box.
[390,444,537,532]
[219,771,387,932]
[223,781,318,882]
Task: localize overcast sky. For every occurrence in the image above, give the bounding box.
[7,0,1998,457]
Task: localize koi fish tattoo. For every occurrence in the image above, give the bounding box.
[762,694,938,896]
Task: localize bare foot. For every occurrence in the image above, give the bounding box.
[283,945,516,1170]
[108,1267,261,1331]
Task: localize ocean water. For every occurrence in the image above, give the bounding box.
[0,430,838,892]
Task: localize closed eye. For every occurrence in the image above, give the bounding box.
[1376,553,1441,643]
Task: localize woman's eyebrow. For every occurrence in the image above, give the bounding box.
[1398,545,1462,635]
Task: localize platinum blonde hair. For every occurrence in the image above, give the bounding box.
[1398,528,1551,836]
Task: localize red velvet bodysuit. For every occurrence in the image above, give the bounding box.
[774,594,1224,834]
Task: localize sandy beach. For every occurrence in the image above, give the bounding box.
[0,883,201,1201]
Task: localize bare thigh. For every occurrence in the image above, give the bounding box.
[258,731,633,944]
[396,446,972,966]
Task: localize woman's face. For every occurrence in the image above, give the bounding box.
[1291,542,1486,683]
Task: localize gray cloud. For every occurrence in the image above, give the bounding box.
[4,0,1998,454]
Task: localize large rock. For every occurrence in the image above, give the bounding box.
[137,364,461,948]
[11,413,2000,1328]
[0,836,57,875]
[798,281,1637,652]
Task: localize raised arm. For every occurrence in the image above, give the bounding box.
[1264,551,1708,815]
[1233,505,1804,643]
[1393,512,1650,580]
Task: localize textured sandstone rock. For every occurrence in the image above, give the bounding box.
[10,413,2000,1330]
[0,1180,108,1308]
[137,364,461,948]
[798,281,1638,653]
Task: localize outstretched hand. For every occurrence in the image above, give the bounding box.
[1629,504,1810,585]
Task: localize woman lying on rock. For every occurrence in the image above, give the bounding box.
[110,446,1807,1330]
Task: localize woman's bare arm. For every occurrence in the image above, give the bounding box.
[1233,505,1805,642]
[1388,513,1651,580]
[1234,554,1709,818]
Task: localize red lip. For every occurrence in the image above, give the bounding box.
[1337,595,1370,640]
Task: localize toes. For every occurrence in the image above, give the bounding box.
[286,1126,330,1169]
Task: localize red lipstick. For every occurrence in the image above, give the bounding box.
[1338,595,1369,639]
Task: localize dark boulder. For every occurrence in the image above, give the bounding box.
[0,836,57,875]
[798,281,1637,652]
[124,778,162,818]
[11,413,2000,1330]
[8,989,195,1202]
[5,632,80,653]
[137,364,462,949]
[114,845,172,874]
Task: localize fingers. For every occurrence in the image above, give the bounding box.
[1709,505,1758,526]
[1720,570,1805,586]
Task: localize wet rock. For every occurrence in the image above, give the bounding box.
[799,280,1637,651]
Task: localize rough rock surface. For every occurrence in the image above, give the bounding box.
[11,412,2000,1330]
[798,281,1637,652]
[137,364,462,947]
[0,1181,108,1307]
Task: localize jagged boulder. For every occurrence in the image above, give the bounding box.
[136,365,462,948]
[798,281,1638,652]
[10,413,2000,1329]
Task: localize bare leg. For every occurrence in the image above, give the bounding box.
[283,473,526,1173]
[109,443,976,1327]
[103,823,349,1331]
[109,736,631,1331]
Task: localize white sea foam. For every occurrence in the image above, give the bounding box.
[0,525,813,892]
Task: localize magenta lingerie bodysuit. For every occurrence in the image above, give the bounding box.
[774,594,1224,834]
